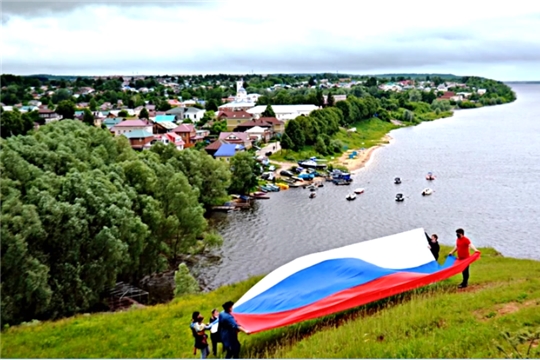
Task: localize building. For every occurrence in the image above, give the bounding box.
[246,104,318,121]
[217,80,258,111]
[110,119,153,136]
[38,108,62,123]
[152,121,177,134]
[214,143,245,162]
[218,132,252,149]
[245,126,272,143]
[323,94,347,105]
[122,130,154,150]
[234,117,284,135]
[153,132,185,150]
[172,124,197,148]
[183,107,206,122]
[217,109,254,131]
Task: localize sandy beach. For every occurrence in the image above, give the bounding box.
[334,134,393,174]
[272,134,393,176]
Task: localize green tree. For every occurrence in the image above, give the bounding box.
[229,152,258,195]
[280,132,294,151]
[284,119,305,151]
[139,107,149,119]
[262,104,276,117]
[314,135,328,155]
[173,263,200,297]
[82,108,94,126]
[327,93,335,107]
[0,109,34,138]
[118,110,128,117]
[55,100,76,120]
[210,120,227,135]
[89,98,97,111]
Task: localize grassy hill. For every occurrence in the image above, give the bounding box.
[2,246,539,359]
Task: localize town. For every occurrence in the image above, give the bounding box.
[1,73,496,163]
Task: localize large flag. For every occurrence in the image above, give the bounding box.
[233,228,480,333]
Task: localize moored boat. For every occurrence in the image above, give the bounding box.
[422,188,433,196]
[394,177,402,184]
[346,193,357,201]
[353,188,365,194]
[426,172,436,180]
[395,193,405,202]
[309,192,316,199]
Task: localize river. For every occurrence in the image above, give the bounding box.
[202,83,540,290]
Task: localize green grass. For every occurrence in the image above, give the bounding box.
[2,247,540,359]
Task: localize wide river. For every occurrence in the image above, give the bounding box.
[203,83,540,290]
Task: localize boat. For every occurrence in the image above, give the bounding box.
[394,177,402,184]
[422,188,433,196]
[353,188,365,194]
[346,193,357,201]
[426,172,436,181]
[309,192,316,199]
[333,178,352,186]
[395,193,405,202]
[266,184,280,192]
[251,192,270,200]
[277,183,289,190]
[297,159,327,169]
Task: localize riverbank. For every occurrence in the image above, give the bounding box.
[3,246,539,359]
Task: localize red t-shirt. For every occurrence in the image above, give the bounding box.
[456,236,471,260]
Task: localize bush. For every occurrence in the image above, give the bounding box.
[174,263,200,297]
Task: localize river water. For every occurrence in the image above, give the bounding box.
[203,84,540,289]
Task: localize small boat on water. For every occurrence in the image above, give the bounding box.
[395,193,405,202]
[353,188,365,194]
[309,192,316,199]
[394,177,402,184]
[346,193,357,201]
[426,172,436,181]
[422,188,433,196]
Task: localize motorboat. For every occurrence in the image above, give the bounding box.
[353,188,365,194]
[309,192,316,199]
[422,188,433,196]
[394,177,402,184]
[426,172,436,181]
[395,193,405,202]
[346,193,357,201]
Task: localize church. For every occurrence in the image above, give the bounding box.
[218,80,261,111]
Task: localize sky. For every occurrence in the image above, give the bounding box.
[2,1,540,81]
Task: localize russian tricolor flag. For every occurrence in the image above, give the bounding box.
[233,228,480,333]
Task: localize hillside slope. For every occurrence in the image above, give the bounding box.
[2,247,539,359]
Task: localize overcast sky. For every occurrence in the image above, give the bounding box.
[3,1,540,80]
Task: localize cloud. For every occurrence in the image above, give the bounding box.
[2,1,540,80]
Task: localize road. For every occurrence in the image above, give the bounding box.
[256,141,281,157]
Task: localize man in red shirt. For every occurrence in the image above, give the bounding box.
[448,228,479,288]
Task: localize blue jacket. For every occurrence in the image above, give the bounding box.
[218,311,239,347]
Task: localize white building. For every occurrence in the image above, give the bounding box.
[246,104,319,121]
[218,80,259,111]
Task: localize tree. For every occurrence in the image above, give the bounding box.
[82,108,95,126]
[284,119,305,151]
[327,93,335,107]
[262,104,276,117]
[55,100,76,120]
[280,132,294,151]
[89,98,97,111]
[408,89,422,102]
[316,90,324,107]
[210,120,227,135]
[118,110,128,117]
[314,135,328,155]
[0,109,34,138]
[173,263,200,297]
[229,152,258,195]
[199,110,215,126]
[139,107,149,119]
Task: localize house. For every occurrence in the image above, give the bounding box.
[103,117,124,129]
[245,125,272,143]
[153,132,185,150]
[167,99,182,107]
[165,106,185,122]
[235,117,285,134]
[196,129,210,138]
[154,114,177,123]
[38,108,62,123]
[218,132,252,149]
[214,143,245,162]
[172,124,197,148]
[110,119,153,136]
[183,107,206,122]
[437,91,462,102]
[153,121,177,134]
[100,102,112,111]
[477,89,487,95]
[121,129,154,150]
[246,104,318,122]
[204,139,226,156]
[323,94,347,105]
[216,109,253,131]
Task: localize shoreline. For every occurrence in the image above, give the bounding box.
[334,134,393,174]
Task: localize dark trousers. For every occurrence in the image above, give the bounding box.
[211,333,221,356]
[225,342,241,359]
[462,266,470,286]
